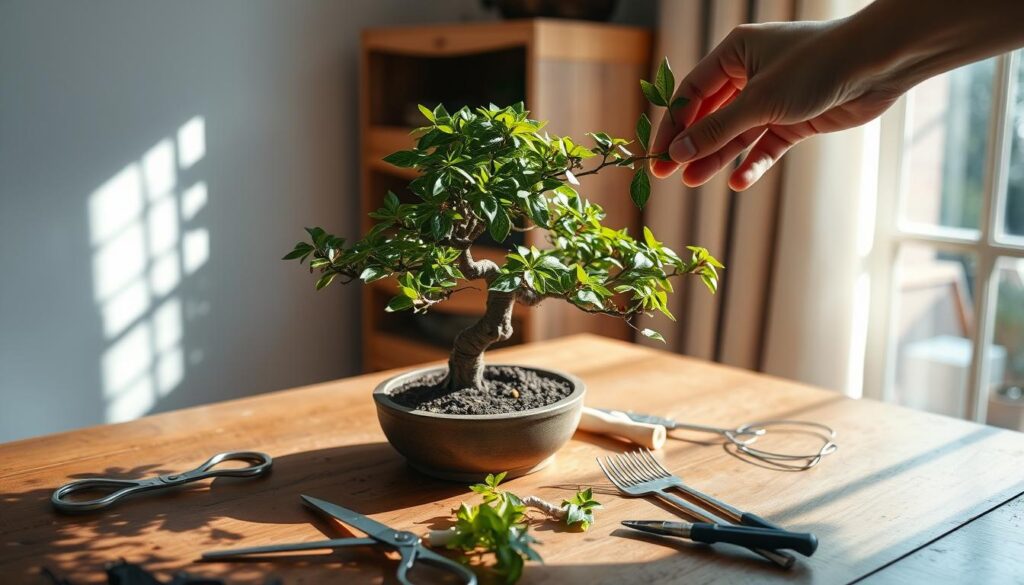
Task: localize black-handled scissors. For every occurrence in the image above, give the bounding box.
[203,495,477,585]
[51,451,273,514]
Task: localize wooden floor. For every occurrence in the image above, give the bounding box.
[1,334,1023,584]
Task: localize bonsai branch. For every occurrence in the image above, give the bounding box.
[549,152,666,182]
[457,247,501,282]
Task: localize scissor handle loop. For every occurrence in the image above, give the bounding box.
[51,478,154,513]
[51,451,273,514]
[184,451,273,481]
[395,538,477,585]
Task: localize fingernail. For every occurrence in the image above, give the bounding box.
[669,135,696,163]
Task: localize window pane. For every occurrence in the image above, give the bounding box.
[1001,50,1024,240]
[891,244,976,418]
[987,258,1024,430]
[900,59,996,235]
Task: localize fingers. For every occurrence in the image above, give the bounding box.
[650,36,747,179]
[681,126,766,187]
[666,91,764,167]
[727,122,817,191]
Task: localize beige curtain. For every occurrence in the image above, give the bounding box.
[639,0,875,395]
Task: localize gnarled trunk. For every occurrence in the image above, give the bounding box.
[444,290,515,390]
[441,243,520,391]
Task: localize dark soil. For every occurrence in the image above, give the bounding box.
[389,365,573,415]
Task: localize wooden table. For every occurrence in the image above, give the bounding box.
[2,334,1023,584]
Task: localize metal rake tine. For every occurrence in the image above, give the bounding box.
[597,457,627,490]
[632,449,667,479]
[640,448,673,478]
[613,452,646,484]
[619,451,654,482]
[609,454,641,486]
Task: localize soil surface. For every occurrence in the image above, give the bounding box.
[389,365,573,415]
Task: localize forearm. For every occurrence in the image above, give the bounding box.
[842,0,1024,91]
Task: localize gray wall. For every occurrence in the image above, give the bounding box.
[0,0,497,442]
[0,0,654,443]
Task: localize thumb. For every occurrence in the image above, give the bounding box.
[668,93,763,165]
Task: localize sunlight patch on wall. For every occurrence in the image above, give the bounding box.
[88,116,208,423]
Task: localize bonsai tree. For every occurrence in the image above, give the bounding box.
[284,60,722,392]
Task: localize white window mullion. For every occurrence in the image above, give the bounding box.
[863,97,908,402]
[967,52,1016,422]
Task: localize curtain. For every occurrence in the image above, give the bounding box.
[639,0,875,395]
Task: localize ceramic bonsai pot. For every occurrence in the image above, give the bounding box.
[373,364,585,482]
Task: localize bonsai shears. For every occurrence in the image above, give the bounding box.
[51,451,273,513]
[202,495,478,585]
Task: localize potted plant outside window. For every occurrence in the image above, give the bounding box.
[285,60,721,480]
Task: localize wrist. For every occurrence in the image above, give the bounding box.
[837,0,1024,94]
[830,1,925,94]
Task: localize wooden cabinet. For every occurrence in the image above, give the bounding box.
[360,20,652,371]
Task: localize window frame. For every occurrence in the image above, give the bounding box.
[864,50,1023,423]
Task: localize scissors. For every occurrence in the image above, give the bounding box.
[203,495,478,585]
[51,451,273,513]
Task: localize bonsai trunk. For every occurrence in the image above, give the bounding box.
[445,290,516,391]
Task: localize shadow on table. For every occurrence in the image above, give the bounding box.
[0,442,468,584]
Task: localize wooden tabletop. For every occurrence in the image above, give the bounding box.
[2,334,1023,584]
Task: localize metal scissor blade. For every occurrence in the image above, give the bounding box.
[622,520,689,538]
[202,537,377,560]
[301,495,396,541]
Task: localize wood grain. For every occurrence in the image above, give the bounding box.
[2,335,1023,585]
[858,492,1024,584]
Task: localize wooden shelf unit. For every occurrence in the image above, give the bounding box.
[360,19,651,372]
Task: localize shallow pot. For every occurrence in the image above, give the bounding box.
[373,364,585,482]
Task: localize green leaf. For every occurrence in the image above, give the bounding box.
[305,227,327,247]
[636,113,651,151]
[575,264,591,285]
[641,328,666,343]
[382,150,420,168]
[526,195,550,228]
[640,80,667,107]
[490,274,521,292]
[701,273,718,293]
[314,272,336,290]
[359,266,388,283]
[575,289,603,308]
[282,242,313,260]
[417,104,435,123]
[643,226,659,249]
[384,190,400,210]
[630,167,651,209]
[489,206,511,242]
[655,57,675,106]
[385,295,415,312]
[670,95,690,112]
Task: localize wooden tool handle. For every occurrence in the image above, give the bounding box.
[578,407,667,450]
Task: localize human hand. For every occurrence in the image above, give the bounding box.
[650,20,905,191]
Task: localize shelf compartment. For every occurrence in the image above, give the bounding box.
[366,332,447,371]
[366,47,526,127]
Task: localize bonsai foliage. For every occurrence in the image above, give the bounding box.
[285,58,722,390]
[438,472,602,583]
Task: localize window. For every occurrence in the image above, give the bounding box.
[867,50,1024,430]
